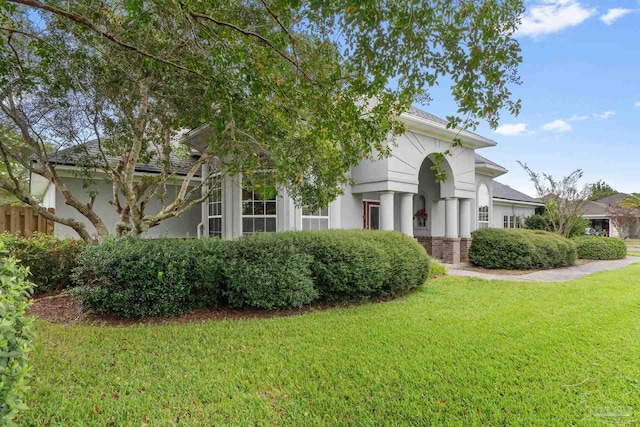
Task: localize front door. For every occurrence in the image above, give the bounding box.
[363,201,380,229]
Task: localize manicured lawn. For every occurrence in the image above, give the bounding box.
[628,250,640,257]
[22,266,640,426]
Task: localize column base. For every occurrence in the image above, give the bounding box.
[443,238,461,264]
[416,236,444,260]
[460,237,472,263]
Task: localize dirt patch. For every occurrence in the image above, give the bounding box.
[459,259,596,276]
[28,293,398,327]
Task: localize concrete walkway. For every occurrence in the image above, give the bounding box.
[447,256,640,282]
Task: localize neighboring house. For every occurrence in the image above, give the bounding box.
[581,193,639,238]
[30,106,540,263]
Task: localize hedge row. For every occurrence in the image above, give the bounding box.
[573,236,627,260]
[0,247,35,425]
[469,228,577,270]
[0,233,84,294]
[74,230,431,318]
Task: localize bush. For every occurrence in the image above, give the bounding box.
[276,230,430,301]
[525,214,551,232]
[0,247,35,425]
[73,238,225,318]
[573,236,626,260]
[0,233,84,294]
[72,230,432,317]
[223,234,317,309]
[469,228,577,270]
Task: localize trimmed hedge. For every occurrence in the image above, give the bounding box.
[469,228,577,270]
[73,230,431,317]
[0,247,35,425]
[0,233,84,294]
[573,236,626,260]
[73,238,225,318]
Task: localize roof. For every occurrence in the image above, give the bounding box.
[581,200,609,216]
[400,106,497,148]
[474,153,506,171]
[43,140,202,177]
[492,180,542,204]
[594,193,630,205]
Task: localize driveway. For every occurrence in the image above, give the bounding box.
[447,256,640,282]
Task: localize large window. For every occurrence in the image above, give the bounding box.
[208,175,222,238]
[302,206,329,230]
[503,215,523,229]
[242,177,277,235]
[478,183,490,229]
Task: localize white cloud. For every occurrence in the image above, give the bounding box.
[518,0,596,38]
[494,123,528,136]
[568,114,589,121]
[635,101,640,107]
[601,8,633,25]
[542,119,572,132]
[594,111,615,119]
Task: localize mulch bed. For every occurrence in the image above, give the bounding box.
[28,293,391,327]
[459,258,597,276]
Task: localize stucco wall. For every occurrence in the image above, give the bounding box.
[53,177,201,239]
[491,202,537,229]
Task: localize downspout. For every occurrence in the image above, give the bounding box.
[196,222,204,239]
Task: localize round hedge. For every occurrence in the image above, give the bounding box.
[573,236,626,260]
[73,230,432,317]
[469,228,577,270]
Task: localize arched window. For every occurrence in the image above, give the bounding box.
[478,183,490,228]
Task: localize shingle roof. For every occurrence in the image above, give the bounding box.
[474,153,507,171]
[492,180,541,204]
[44,140,202,177]
[595,193,630,205]
[581,200,608,216]
[406,106,496,145]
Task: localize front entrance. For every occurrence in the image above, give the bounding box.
[363,201,380,230]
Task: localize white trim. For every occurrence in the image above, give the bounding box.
[399,113,497,149]
[493,198,544,207]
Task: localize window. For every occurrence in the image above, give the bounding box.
[504,215,523,229]
[208,175,222,238]
[302,206,329,231]
[478,183,490,228]
[242,177,277,235]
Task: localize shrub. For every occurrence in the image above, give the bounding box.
[73,238,225,318]
[525,214,551,232]
[469,228,577,270]
[0,233,84,294]
[276,230,430,301]
[428,260,447,279]
[73,230,432,317]
[223,234,317,309]
[573,236,626,260]
[0,247,35,425]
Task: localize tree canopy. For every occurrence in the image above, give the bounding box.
[0,0,524,240]
[587,180,617,201]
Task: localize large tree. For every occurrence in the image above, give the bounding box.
[0,0,524,241]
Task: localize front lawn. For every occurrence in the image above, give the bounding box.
[23,266,640,425]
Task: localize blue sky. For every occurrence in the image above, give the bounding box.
[416,0,640,197]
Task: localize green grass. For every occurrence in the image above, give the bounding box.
[628,250,640,257]
[22,266,640,426]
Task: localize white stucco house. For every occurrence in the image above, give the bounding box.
[30,106,543,263]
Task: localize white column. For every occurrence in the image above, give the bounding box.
[380,191,395,231]
[445,197,459,238]
[459,198,471,238]
[399,193,414,236]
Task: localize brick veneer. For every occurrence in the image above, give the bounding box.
[459,237,472,263]
[442,238,461,264]
[416,236,445,260]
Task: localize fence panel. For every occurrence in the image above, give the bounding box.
[0,206,54,237]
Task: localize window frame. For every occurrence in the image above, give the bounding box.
[477,183,490,229]
[207,174,223,238]
[302,205,330,231]
[241,175,278,236]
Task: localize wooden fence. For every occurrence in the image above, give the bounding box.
[0,206,54,237]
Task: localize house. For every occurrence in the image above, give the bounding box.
[581,193,639,238]
[30,106,542,263]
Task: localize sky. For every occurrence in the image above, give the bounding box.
[415,0,640,198]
